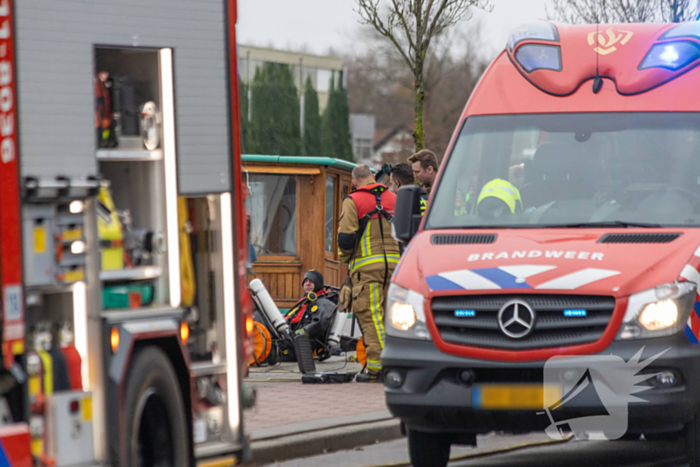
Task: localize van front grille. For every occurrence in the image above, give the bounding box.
[431,294,615,350]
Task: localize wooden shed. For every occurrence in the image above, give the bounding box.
[243,155,357,309]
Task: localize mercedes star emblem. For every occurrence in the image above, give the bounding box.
[498,300,536,339]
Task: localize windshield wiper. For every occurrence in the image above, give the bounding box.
[543,220,664,228]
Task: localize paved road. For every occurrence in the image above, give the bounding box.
[264,434,687,467]
[450,438,684,467]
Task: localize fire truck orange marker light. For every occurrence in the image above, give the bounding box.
[180,321,189,343]
[110,328,119,353]
[246,316,254,336]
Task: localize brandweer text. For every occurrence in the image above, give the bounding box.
[467,251,604,261]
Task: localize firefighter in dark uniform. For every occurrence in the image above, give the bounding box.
[390,162,429,217]
[408,150,438,216]
[338,165,400,382]
[388,163,414,194]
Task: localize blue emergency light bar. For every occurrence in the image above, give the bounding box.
[455,310,476,317]
[640,41,700,71]
[564,309,587,317]
[515,44,562,73]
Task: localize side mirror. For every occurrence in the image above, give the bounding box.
[393,186,423,244]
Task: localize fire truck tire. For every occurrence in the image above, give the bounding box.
[407,429,450,467]
[645,430,682,441]
[685,410,700,467]
[125,346,189,467]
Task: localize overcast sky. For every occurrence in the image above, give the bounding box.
[237,0,549,60]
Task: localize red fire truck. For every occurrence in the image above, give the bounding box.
[389,20,700,467]
[0,0,253,465]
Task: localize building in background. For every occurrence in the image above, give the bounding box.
[373,125,414,166]
[349,114,375,167]
[238,45,344,113]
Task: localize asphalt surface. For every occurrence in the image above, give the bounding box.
[263,435,687,467]
[449,438,685,467]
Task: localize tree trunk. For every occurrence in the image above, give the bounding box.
[413,50,425,152]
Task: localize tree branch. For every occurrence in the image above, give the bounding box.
[356,0,416,70]
[391,0,417,56]
[425,0,451,46]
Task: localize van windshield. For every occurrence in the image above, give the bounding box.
[426,113,700,229]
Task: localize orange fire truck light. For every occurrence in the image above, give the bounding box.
[180,321,190,343]
[110,327,120,353]
[246,316,254,336]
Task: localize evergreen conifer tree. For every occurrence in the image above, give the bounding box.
[320,74,335,157]
[336,71,354,161]
[302,76,321,157]
[248,63,301,156]
[321,72,354,162]
[238,80,250,153]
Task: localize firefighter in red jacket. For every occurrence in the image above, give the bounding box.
[338,165,400,383]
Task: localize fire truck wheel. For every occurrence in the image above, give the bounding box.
[685,410,700,467]
[407,429,451,467]
[645,431,682,441]
[125,346,189,467]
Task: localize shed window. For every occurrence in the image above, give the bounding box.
[249,174,297,255]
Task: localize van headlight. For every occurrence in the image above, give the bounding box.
[386,284,431,340]
[617,282,696,340]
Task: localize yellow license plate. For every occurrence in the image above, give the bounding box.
[473,384,562,410]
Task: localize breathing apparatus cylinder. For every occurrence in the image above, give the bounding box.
[249,279,290,335]
[327,310,348,349]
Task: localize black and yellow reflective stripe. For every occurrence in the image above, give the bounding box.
[369,283,385,349]
[338,249,351,262]
[360,223,372,257]
[350,254,400,273]
[367,359,382,371]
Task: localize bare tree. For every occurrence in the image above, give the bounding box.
[548,0,700,23]
[346,21,488,159]
[659,0,700,21]
[355,0,490,151]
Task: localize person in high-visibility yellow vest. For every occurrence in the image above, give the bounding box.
[408,150,438,216]
[388,163,414,194]
[454,188,468,217]
[476,178,523,218]
[408,150,438,195]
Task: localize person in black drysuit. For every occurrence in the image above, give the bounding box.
[280,270,338,361]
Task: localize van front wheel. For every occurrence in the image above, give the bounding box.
[408,429,451,467]
[685,409,700,467]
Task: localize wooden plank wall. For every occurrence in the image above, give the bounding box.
[334,170,353,286]
[249,166,354,309]
[324,260,339,287]
[249,259,302,309]
[298,169,326,289]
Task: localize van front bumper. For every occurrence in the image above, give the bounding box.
[382,333,700,436]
